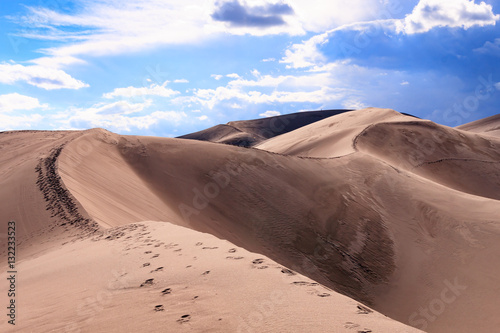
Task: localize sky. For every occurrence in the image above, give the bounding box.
[0,0,499,137]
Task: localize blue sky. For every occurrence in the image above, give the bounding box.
[0,0,499,137]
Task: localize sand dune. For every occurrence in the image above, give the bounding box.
[178,109,351,147]
[457,113,500,138]
[1,108,500,332]
[257,108,500,200]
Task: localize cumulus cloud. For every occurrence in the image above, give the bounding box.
[211,0,294,27]
[103,84,180,99]
[191,69,347,109]
[0,93,48,112]
[260,110,281,117]
[0,62,88,90]
[397,0,499,34]
[60,100,187,132]
[280,31,329,68]
[0,114,44,130]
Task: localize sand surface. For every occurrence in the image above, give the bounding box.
[1,108,500,332]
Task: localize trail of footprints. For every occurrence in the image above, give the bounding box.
[116,225,373,329]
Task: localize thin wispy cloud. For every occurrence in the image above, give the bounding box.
[0,62,88,90]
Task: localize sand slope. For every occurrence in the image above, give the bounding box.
[1,108,500,332]
[2,221,420,333]
[457,113,500,138]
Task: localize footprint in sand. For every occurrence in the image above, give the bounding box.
[202,270,210,275]
[357,330,372,333]
[145,251,152,254]
[226,256,244,260]
[356,305,373,314]
[281,268,296,276]
[151,254,159,258]
[252,258,268,269]
[142,263,150,267]
[228,248,237,253]
[154,305,164,312]
[161,288,172,295]
[344,322,360,329]
[196,242,203,246]
[151,267,163,273]
[291,281,318,286]
[202,246,218,250]
[140,278,154,287]
[316,292,331,297]
[177,314,191,323]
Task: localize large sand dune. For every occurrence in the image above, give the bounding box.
[178,109,352,147]
[1,108,500,332]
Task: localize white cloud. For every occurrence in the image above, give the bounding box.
[260,110,281,117]
[30,56,87,69]
[59,100,186,132]
[397,0,500,34]
[495,82,500,90]
[342,98,367,110]
[228,72,333,88]
[0,62,88,90]
[226,73,240,79]
[280,32,329,69]
[174,79,189,83]
[193,83,346,109]
[211,74,223,80]
[197,115,208,121]
[401,81,410,85]
[88,100,152,115]
[0,93,48,112]
[262,58,276,62]
[103,84,180,99]
[0,114,44,130]
[251,69,261,77]
[229,103,242,109]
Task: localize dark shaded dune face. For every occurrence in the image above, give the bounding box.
[299,184,395,302]
[355,120,500,200]
[115,136,396,304]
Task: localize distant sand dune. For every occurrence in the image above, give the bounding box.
[178,109,352,147]
[457,113,500,138]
